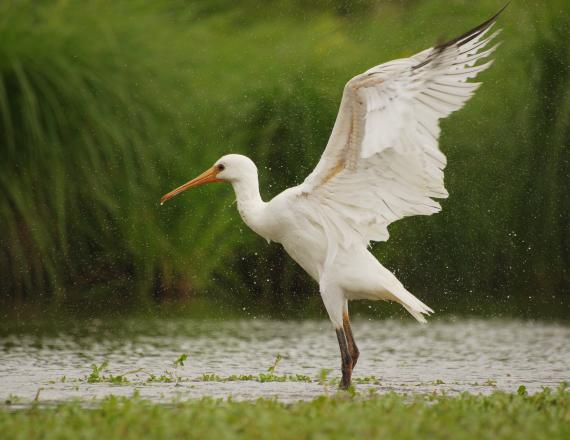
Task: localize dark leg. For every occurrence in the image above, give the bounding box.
[335,328,353,390]
[343,310,360,369]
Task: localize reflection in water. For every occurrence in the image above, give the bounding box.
[0,319,568,404]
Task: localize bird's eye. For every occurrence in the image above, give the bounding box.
[217,164,225,171]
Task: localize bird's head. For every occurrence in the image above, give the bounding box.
[160,154,257,204]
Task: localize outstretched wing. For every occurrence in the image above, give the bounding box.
[292,7,505,260]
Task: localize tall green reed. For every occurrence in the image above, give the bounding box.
[0,1,227,302]
[1,0,568,315]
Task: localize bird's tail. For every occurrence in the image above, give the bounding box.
[379,267,434,323]
[401,298,434,324]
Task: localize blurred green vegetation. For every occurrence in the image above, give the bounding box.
[0,0,568,318]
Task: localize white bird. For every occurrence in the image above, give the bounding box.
[161,7,505,389]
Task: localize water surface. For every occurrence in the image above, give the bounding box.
[1,318,568,405]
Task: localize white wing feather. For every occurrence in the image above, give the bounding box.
[292,9,504,261]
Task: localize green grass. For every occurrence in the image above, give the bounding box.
[1,387,569,440]
[1,0,569,315]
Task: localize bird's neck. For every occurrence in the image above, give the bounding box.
[232,174,263,206]
[231,175,270,239]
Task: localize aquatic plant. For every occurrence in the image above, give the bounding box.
[86,361,143,385]
[267,354,282,374]
[87,362,110,384]
[173,354,189,368]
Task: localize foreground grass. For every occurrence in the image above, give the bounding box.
[1,387,569,440]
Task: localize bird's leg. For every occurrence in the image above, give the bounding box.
[343,310,360,369]
[320,278,352,389]
[335,327,353,390]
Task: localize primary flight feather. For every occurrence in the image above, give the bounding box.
[161,6,506,389]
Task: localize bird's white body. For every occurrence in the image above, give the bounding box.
[161,8,505,388]
[227,153,433,328]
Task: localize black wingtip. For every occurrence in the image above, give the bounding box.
[412,4,509,70]
[435,3,509,51]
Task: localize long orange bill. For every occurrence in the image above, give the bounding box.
[160,166,222,205]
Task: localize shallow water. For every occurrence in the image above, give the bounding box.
[0,318,568,405]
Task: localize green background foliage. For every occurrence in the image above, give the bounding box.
[0,0,568,318]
